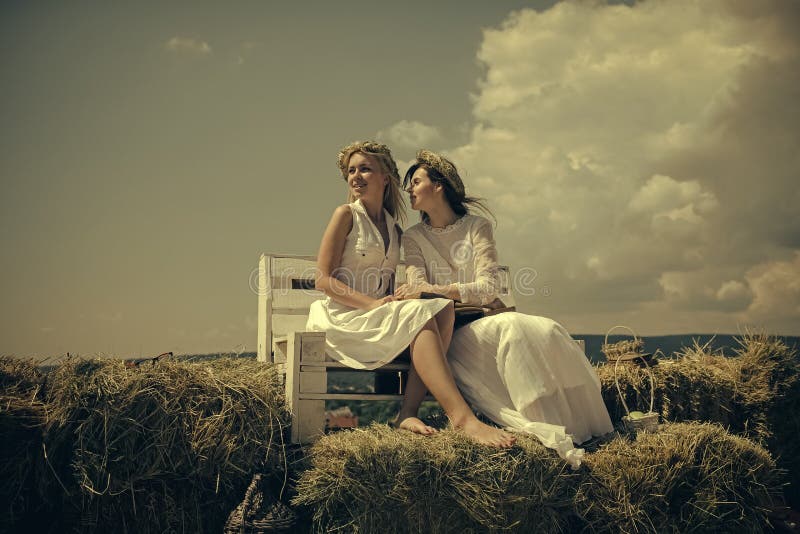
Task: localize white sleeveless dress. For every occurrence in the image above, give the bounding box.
[403,215,614,468]
[307,200,450,370]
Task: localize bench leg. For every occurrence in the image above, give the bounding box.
[286,331,327,444]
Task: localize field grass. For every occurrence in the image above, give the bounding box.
[1,332,797,533]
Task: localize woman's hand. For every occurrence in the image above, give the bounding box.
[367,295,398,310]
[394,283,430,300]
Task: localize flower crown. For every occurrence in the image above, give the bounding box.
[336,141,400,180]
[415,149,465,197]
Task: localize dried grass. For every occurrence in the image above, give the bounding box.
[294,422,781,532]
[0,357,46,530]
[575,422,781,532]
[293,424,580,533]
[1,355,44,397]
[36,357,289,533]
[597,332,800,507]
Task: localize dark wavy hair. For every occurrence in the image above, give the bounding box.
[403,163,495,225]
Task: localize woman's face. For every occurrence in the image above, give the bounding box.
[347,152,388,203]
[405,167,441,211]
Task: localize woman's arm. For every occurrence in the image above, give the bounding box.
[315,205,395,310]
[455,220,500,306]
[396,233,461,301]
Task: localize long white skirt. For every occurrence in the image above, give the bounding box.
[448,312,614,468]
[307,297,451,370]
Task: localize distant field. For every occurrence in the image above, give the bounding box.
[578,334,800,365]
[30,333,800,371]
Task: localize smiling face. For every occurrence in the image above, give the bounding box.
[347,152,388,203]
[405,167,441,212]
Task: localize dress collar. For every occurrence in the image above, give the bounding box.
[423,214,466,235]
[353,198,393,227]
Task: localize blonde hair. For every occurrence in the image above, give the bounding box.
[337,141,406,224]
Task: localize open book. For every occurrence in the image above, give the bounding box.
[419,292,516,328]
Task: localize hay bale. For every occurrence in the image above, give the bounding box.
[1,355,44,397]
[293,424,579,533]
[295,423,782,532]
[38,357,289,534]
[0,357,46,531]
[575,422,782,532]
[0,394,46,531]
[596,333,800,507]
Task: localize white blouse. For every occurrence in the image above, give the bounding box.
[402,214,500,306]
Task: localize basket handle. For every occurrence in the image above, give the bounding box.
[604,325,638,346]
[613,352,656,416]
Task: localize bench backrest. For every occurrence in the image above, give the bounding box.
[257,253,516,363]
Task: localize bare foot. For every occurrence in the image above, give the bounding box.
[458,418,516,448]
[396,416,437,436]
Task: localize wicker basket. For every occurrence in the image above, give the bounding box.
[602,325,657,366]
[611,331,660,432]
[223,473,296,534]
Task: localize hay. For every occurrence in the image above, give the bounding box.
[294,423,781,532]
[1,355,44,397]
[293,424,579,533]
[0,357,46,531]
[0,395,46,531]
[37,357,289,534]
[596,332,800,507]
[575,422,782,532]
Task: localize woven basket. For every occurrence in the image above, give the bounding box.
[602,325,656,366]
[223,473,296,534]
[611,329,660,432]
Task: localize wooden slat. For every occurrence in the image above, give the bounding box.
[287,332,327,443]
[272,256,318,281]
[272,314,314,338]
[300,393,406,401]
[299,393,435,401]
[257,254,271,363]
[272,289,323,311]
[300,362,411,371]
[497,265,515,308]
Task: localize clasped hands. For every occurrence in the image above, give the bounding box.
[394,282,434,301]
[367,283,432,310]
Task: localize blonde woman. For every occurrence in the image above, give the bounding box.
[307,141,515,448]
[395,149,613,467]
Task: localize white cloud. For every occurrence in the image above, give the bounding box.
[393,0,800,333]
[742,252,800,331]
[716,280,752,309]
[165,37,212,55]
[376,120,444,153]
[629,175,718,218]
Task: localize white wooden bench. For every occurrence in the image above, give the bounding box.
[256,253,584,444]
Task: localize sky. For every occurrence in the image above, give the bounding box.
[1,0,798,359]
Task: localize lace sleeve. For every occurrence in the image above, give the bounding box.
[456,219,500,305]
[401,232,430,286]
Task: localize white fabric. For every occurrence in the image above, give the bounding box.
[403,215,614,468]
[404,215,500,306]
[307,200,450,370]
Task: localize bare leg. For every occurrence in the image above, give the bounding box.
[408,317,515,448]
[397,303,454,435]
[435,302,454,354]
[396,365,436,435]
